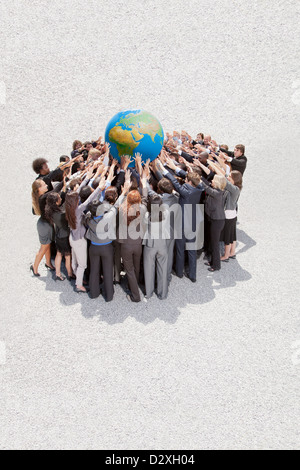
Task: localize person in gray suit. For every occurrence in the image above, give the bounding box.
[143,194,170,300]
[156,158,205,283]
[147,177,181,284]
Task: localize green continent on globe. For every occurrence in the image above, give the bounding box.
[117,111,163,145]
[108,126,144,156]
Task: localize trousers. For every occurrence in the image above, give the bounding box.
[207,217,225,270]
[113,240,122,283]
[121,243,142,302]
[69,236,87,288]
[89,243,114,301]
[143,242,168,300]
[166,238,175,283]
[175,236,197,280]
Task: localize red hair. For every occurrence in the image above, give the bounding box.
[126,190,141,226]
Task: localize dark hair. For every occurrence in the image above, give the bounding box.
[230,171,243,190]
[72,140,82,151]
[235,144,245,155]
[60,155,69,163]
[79,186,92,203]
[69,178,81,190]
[175,176,185,186]
[147,194,164,222]
[130,176,139,191]
[44,192,60,225]
[105,187,118,204]
[72,162,80,175]
[199,152,208,164]
[192,166,202,177]
[157,178,173,194]
[65,192,80,230]
[89,200,101,217]
[92,177,100,190]
[32,158,48,174]
[220,144,229,151]
[148,175,158,192]
[177,163,187,172]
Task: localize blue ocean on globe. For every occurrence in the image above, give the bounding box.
[105,109,164,167]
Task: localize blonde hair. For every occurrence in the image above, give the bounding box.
[32,180,43,215]
[213,175,227,191]
[88,149,101,161]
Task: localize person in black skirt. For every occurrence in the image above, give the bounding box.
[220,171,243,261]
[44,192,74,281]
[201,175,226,272]
[31,179,56,276]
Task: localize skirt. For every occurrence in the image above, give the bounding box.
[55,236,71,256]
[37,217,54,245]
[221,217,237,245]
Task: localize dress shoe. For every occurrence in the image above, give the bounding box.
[45,263,55,271]
[75,287,88,293]
[30,265,40,277]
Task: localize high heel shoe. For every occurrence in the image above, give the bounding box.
[30,265,40,277]
[55,274,66,281]
[45,263,55,271]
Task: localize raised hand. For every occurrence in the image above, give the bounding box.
[99,174,107,191]
[184,147,195,156]
[122,173,132,195]
[143,159,150,180]
[134,152,143,175]
[125,169,131,184]
[121,155,133,170]
[156,159,165,174]
[165,156,177,171]
[195,144,206,153]
[107,160,117,182]
[158,151,165,165]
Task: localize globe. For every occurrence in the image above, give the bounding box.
[105,109,164,167]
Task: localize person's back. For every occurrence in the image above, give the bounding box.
[143,194,169,300]
[162,167,205,282]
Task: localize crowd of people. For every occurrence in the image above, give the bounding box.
[30,131,247,302]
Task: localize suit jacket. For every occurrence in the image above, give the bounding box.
[148,189,181,241]
[164,171,204,242]
[36,167,64,192]
[220,148,247,175]
[201,179,225,220]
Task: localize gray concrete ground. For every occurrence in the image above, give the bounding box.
[0,1,299,450]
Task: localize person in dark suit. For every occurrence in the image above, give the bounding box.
[86,178,131,302]
[201,175,226,272]
[156,158,205,283]
[118,175,148,302]
[147,177,181,284]
[219,145,247,175]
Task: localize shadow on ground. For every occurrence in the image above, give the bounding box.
[34,228,256,325]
